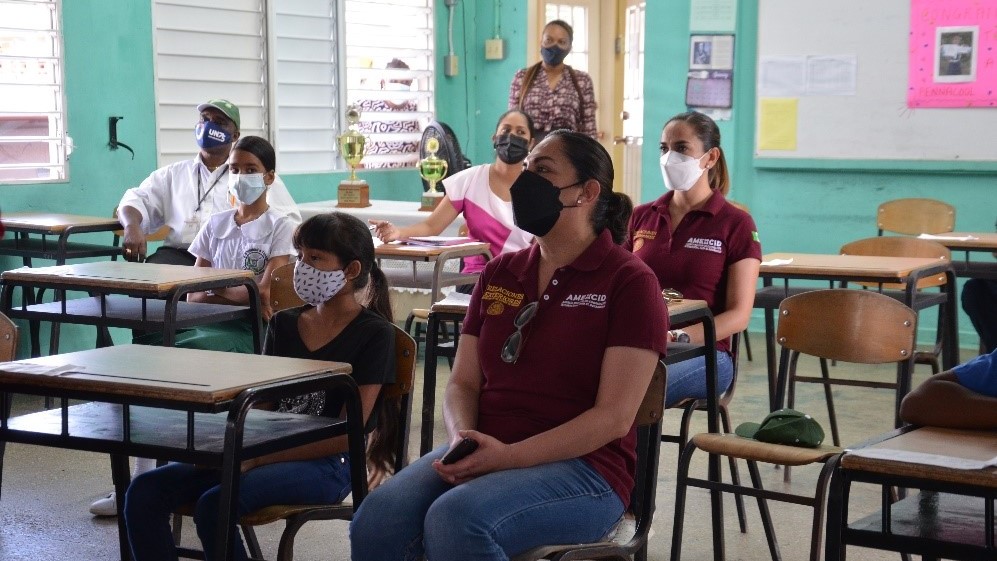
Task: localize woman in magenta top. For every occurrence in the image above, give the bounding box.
[626,111,761,407]
[370,110,536,282]
[508,19,597,141]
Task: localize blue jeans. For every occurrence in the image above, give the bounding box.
[124,454,351,561]
[665,350,734,407]
[350,446,624,561]
[963,278,997,353]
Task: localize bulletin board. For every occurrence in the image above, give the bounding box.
[755,0,997,167]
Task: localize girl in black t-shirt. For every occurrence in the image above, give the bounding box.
[123,212,397,561]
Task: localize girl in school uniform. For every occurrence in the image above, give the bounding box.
[124,212,398,561]
[625,111,762,407]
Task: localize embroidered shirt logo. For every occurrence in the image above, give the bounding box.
[561,293,607,309]
[752,231,760,242]
[243,248,269,275]
[684,237,723,254]
[482,284,524,307]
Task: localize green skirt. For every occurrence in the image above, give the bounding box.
[132,319,255,354]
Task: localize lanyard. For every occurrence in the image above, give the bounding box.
[195,164,226,212]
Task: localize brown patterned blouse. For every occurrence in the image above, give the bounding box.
[508,64,598,140]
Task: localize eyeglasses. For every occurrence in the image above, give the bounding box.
[500,301,538,364]
[661,288,684,303]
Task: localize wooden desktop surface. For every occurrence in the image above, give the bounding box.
[1,212,122,233]
[1,261,253,293]
[430,296,708,317]
[932,232,997,251]
[0,344,351,405]
[375,241,490,259]
[760,252,946,279]
[842,426,997,488]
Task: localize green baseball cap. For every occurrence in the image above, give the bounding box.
[196,99,241,129]
[734,408,826,448]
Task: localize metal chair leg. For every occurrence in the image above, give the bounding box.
[742,329,753,361]
[670,440,698,561]
[808,457,838,561]
[819,358,841,447]
[720,406,748,533]
[242,525,264,560]
[746,459,782,561]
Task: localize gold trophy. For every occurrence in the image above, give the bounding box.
[418,137,447,211]
[336,105,371,208]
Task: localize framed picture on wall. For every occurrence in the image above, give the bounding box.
[934,26,977,83]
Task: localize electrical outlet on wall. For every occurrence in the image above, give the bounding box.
[445,55,459,77]
[485,38,505,60]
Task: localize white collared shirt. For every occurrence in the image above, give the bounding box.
[187,207,296,280]
[118,155,301,249]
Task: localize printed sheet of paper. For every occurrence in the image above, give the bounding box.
[690,0,737,32]
[757,98,798,151]
[806,55,857,95]
[759,56,806,96]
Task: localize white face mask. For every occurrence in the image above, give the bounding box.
[228,173,267,205]
[293,260,347,306]
[660,151,707,192]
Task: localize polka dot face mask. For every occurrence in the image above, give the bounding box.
[293,259,347,306]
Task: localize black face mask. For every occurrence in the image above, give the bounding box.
[510,170,583,237]
[493,133,530,164]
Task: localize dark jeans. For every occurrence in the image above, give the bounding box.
[124,454,352,561]
[962,278,997,353]
[145,246,196,266]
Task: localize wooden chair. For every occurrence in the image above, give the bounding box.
[671,289,916,561]
[268,263,304,311]
[839,236,951,378]
[876,198,955,236]
[662,333,748,533]
[174,324,417,561]
[511,361,666,561]
[0,312,19,419]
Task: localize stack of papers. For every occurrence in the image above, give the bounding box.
[917,233,979,241]
[404,236,477,247]
[433,291,472,309]
[761,258,794,266]
[847,448,997,470]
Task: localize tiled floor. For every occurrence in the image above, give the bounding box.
[0,341,974,560]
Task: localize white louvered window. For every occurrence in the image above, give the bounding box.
[153,0,434,173]
[345,0,433,170]
[0,0,68,184]
[152,0,267,167]
[271,0,340,173]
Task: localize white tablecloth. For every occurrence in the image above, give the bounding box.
[297,199,463,236]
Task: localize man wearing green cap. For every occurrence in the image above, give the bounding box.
[116,99,300,264]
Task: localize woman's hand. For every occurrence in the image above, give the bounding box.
[368,220,401,243]
[431,430,513,485]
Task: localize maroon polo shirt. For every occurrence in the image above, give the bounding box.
[624,190,761,353]
[462,229,669,508]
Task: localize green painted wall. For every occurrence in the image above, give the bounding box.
[2,0,990,356]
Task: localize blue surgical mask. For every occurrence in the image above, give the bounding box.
[195,121,232,149]
[228,173,267,205]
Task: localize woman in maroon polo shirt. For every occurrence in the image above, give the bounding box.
[351,130,669,561]
[625,111,761,407]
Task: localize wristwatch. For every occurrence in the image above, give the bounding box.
[669,329,691,343]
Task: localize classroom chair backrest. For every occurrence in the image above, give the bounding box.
[777,289,916,365]
[0,311,18,362]
[876,198,955,236]
[839,236,950,289]
[270,262,305,312]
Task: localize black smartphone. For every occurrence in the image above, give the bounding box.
[441,437,479,465]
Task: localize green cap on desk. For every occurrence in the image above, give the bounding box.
[735,408,825,448]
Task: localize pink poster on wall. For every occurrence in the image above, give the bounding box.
[908,0,997,108]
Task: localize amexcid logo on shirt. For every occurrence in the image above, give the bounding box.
[562,293,607,309]
[684,237,723,254]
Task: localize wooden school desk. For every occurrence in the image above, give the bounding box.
[758,253,958,410]
[0,345,365,561]
[297,199,463,237]
[375,241,492,303]
[825,426,997,560]
[0,212,123,266]
[0,261,262,357]
[921,233,997,281]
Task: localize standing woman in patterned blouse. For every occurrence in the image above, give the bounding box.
[508,20,597,141]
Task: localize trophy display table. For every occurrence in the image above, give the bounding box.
[298,200,463,236]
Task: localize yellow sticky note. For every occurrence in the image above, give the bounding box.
[758,98,798,151]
